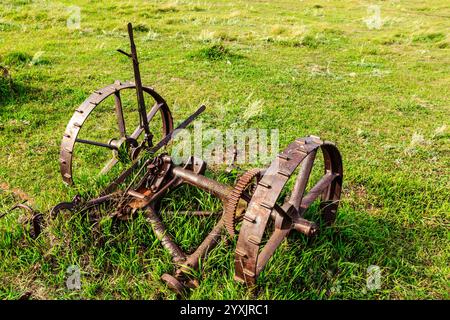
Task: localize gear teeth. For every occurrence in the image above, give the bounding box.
[223,168,263,237]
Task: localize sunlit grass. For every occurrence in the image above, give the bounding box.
[0,0,449,300]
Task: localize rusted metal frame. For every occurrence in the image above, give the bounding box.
[153,163,231,290]
[50,192,120,218]
[129,171,228,293]
[63,136,335,289]
[139,181,221,268]
[116,155,206,216]
[85,193,121,208]
[159,217,226,295]
[50,194,82,218]
[125,158,173,210]
[101,158,143,195]
[100,105,204,196]
[118,155,206,214]
[148,175,190,204]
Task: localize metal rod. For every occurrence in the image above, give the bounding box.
[292,217,318,236]
[100,157,119,175]
[172,167,232,201]
[164,211,221,216]
[85,192,120,207]
[127,22,152,146]
[145,207,186,263]
[149,105,206,154]
[75,138,118,150]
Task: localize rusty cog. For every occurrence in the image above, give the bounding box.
[224,168,263,237]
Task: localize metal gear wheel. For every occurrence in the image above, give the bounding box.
[223,168,263,237]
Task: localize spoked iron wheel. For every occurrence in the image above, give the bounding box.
[60,81,173,185]
[234,136,343,285]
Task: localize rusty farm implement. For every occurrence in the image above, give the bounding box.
[3,23,343,296]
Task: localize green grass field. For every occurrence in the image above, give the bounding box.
[0,0,449,300]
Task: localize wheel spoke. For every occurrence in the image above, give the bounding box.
[130,102,164,140]
[256,228,290,275]
[75,138,118,150]
[299,172,339,214]
[287,149,317,211]
[100,157,119,175]
[114,91,127,137]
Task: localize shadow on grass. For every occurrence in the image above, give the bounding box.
[0,184,446,299]
[0,72,42,108]
[255,206,446,299]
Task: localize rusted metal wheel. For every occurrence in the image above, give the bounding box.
[234,136,343,285]
[60,81,173,185]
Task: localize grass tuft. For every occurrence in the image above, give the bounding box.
[2,52,32,67]
[154,4,178,14]
[413,32,445,43]
[188,44,242,61]
[133,23,150,33]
